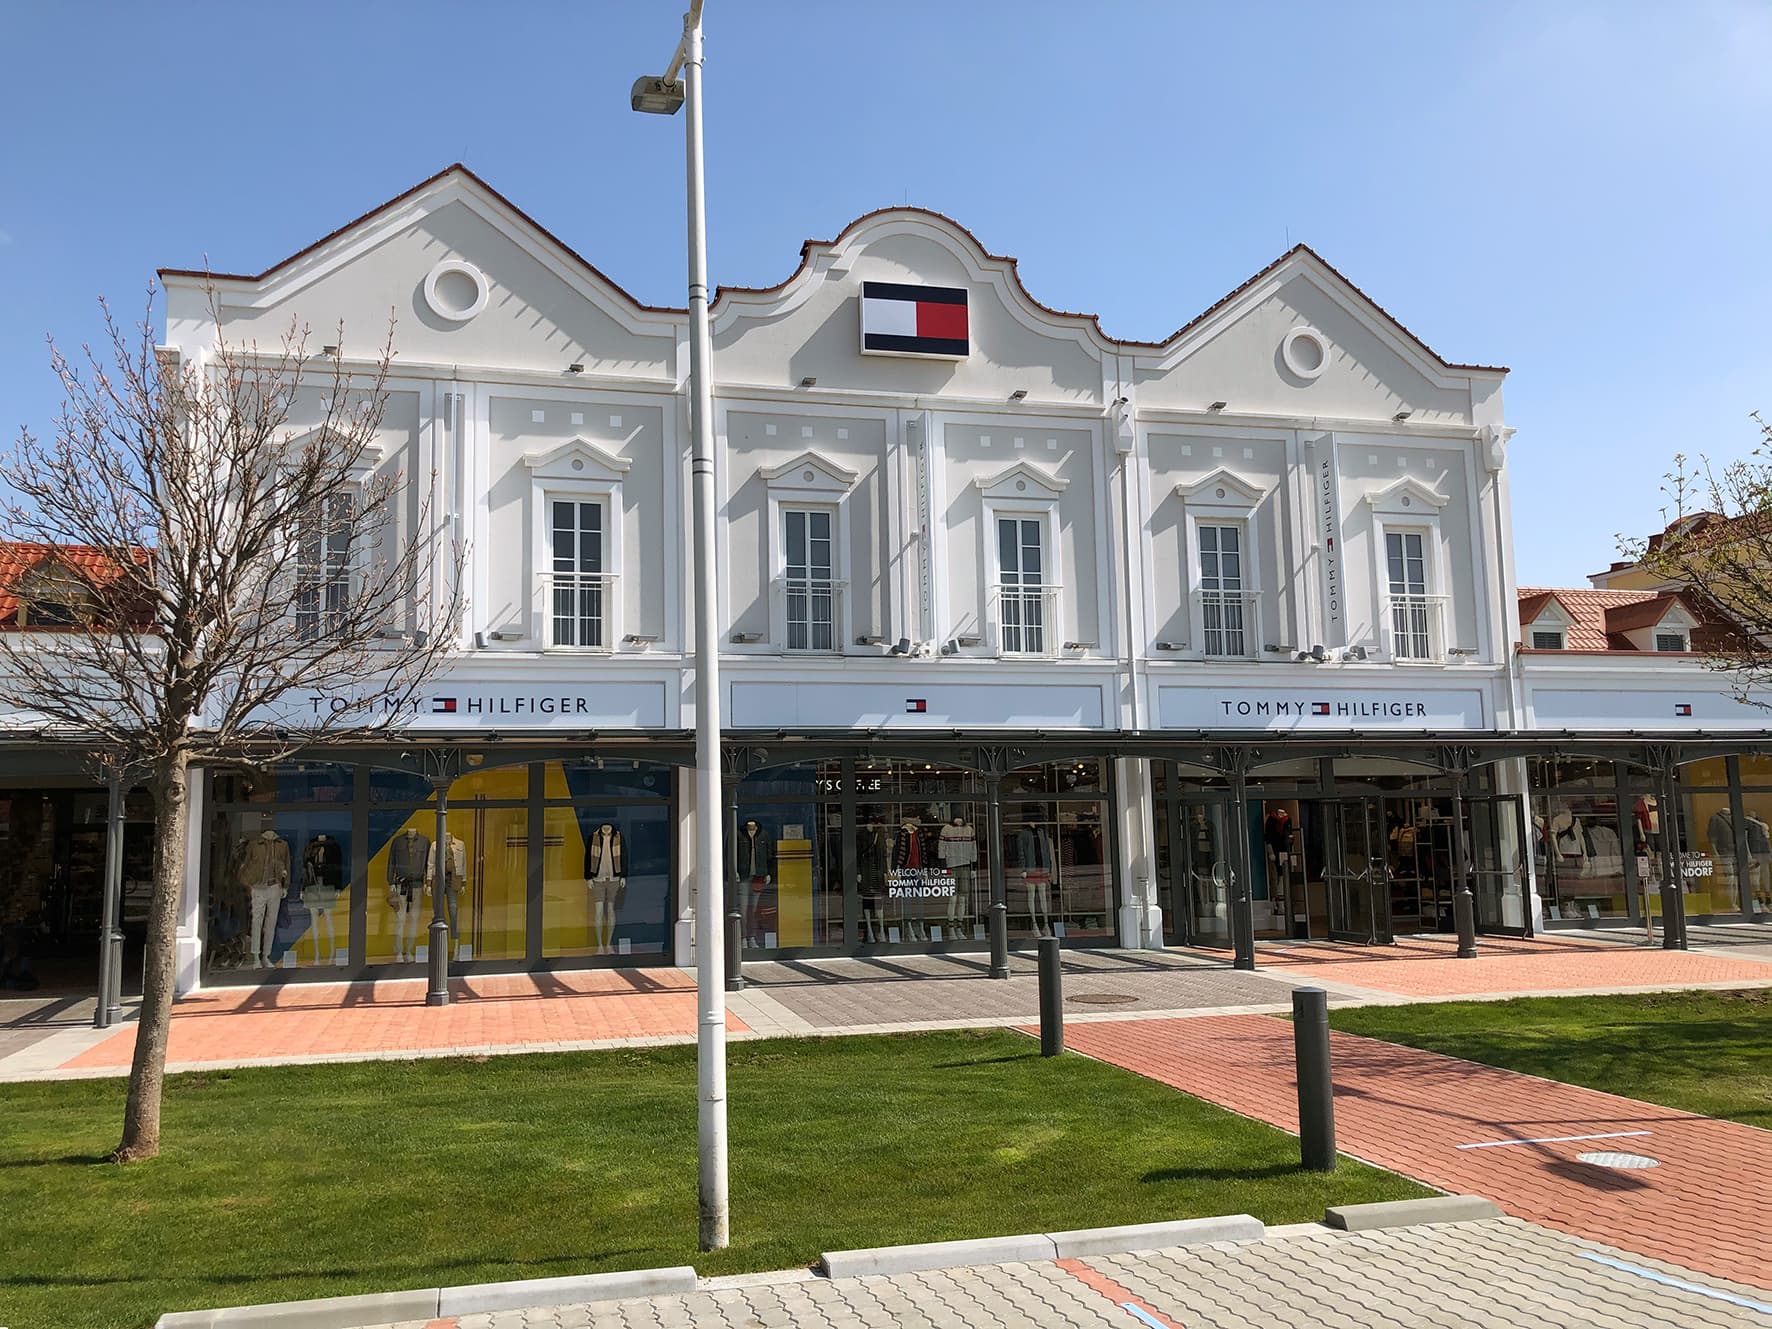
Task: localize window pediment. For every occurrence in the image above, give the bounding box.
[285,425,383,478]
[760,450,857,494]
[1177,467,1265,507]
[524,437,633,483]
[974,460,1068,501]
[1364,474,1448,515]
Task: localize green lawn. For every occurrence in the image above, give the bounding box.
[0,1029,1424,1329]
[1330,988,1772,1127]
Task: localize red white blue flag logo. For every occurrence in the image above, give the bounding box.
[1311,702,1332,716]
[861,281,969,358]
[1675,703,1692,716]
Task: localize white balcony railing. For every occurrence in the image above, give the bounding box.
[1382,592,1449,662]
[1195,588,1260,658]
[541,571,617,650]
[991,583,1062,658]
[777,576,845,652]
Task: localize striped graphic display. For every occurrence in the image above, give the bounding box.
[860,280,969,358]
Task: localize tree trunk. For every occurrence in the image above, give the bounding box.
[114,750,190,1162]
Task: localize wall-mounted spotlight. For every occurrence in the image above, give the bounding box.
[1155,640,1187,651]
[955,634,982,647]
[799,376,817,388]
[622,633,660,647]
[1208,400,1227,412]
[940,639,959,656]
[731,631,764,644]
[568,363,586,374]
[1448,647,1478,657]
[1296,645,1327,663]
[1062,640,1095,651]
[489,627,524,642]
[473,630,487,649]
[889,637,914,656]
[1264,643,1295,654]
[856,634,886,646]
[321,345,340,357]
[1344,644,1369,661]
[1009,388,1028,401]
[1392,409,1413,422]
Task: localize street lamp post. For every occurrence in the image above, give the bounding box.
[632,0,729,1252]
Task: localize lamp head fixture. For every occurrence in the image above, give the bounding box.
[321,345,340,357]
[630,75,686,115]
[799,376,817,388]
[1344,644,1369,662]
[1310,644,1327,662]
[568,363,585,374]
[1392,409,1413,423]
[1009,388,1028,401]
[1208,400,1227,412]
[889,637,914,656]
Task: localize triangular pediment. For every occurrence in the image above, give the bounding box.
[760,451,858,492]
[524,437,632,482]
[1364,473,1449,513]
[1177,467,1265,506]
[284,424,383,475]
[974,460,1068,500]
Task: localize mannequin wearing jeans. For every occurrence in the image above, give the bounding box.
[236,825,290,968]
[584,823,625,955]
[387,828,430,961]
[302,834,344,965]
[735,821,774,947]
[427,834,469,958]
[940,817,977,938]
[1013,825,1055,936]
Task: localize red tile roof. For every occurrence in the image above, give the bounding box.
[0,542,150,630]
[1517,586,1696,653]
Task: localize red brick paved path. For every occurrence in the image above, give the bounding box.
[67,969,745,1070]
[1061,1014,1772,1291]
[1260,933,1772,997]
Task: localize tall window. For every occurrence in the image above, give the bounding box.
[783,507,836,651]
[1385,529,1431,660]
[295,492,354,640]
[998,516,1046,655]
[1198,523,1246,657]
[551,499,605,648]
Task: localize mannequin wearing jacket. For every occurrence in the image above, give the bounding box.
[302,834,344,965]
[1747,810,1772,911]
[426,833,469,957]
[856,819,887,942]
[736,821,774,947]
[387,828,430,961]
[893,819,931,941]
[235,823,290,968]
[1011,824,1055,936]
[1707,806,1740,904]
[583,823,625,955]
[939,817,977,936]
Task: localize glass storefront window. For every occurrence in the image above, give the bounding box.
[212,763,355,805]
[1531,760,1629,923]
[1672,786,1741,917]
[736,798,843,950]
[206,808,352,972]
[540,803,672,958]
[1735,753,1772,787]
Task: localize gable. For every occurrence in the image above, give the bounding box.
[1133,262,1484,425]
[162,172,681,381]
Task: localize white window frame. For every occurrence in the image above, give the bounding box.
[761,452,856,653]
[1525,598,1573,651]
[525,438,630,652]
[976,461,1068,660]
[1177,469,1266,662]
[281,427,383,643]
[1365,475,1451,664]
[1531,628,1567,650]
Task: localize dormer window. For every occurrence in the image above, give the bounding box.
[1656,631,1688,653]
[1531,629,1566,651]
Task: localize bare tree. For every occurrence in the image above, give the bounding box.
[0,290,462,1161]
[1626,413,1772,702]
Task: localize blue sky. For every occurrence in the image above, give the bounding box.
[2,1,1767,586]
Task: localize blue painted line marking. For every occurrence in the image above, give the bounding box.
[1579,1252,1772,1316]
[1119,1301,1170,1329]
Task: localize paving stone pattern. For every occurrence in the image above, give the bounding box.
[1061,1014,1772,1291]
[745,950,1308,1029]
[366,1218,1772,1328]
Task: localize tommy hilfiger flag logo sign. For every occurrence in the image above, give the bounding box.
[1311,702,1332,716]
[432,698,458,714]
[861,281,969,358]
[906,698,928,713]
[1675,703,1693,716]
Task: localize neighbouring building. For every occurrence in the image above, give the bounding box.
[3,165,1765,995]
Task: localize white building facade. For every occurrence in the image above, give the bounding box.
[12,164,1756,994]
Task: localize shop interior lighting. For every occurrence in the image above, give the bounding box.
[1208,400,1227,412]
[1393,409,1412,422]
[731,631,763,643]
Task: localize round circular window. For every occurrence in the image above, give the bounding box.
[1282,326,1329,381]
[424,260,489,323]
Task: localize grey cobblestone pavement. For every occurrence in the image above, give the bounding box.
[737,949,1317,1031]
[366,1218,1772,1329]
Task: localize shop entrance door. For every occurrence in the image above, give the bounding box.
[1171,799,1237,949]
[1323,798,1392,944]
[1466,794,1532,937]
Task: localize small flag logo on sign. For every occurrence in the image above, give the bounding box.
[861,281,969,359]
[433,697,458,714]
[1675,703,1692,717]
[1311,702,1332,716]
[906,699,928,714]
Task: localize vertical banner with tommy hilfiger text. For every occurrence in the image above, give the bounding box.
[1312,433,1346,648]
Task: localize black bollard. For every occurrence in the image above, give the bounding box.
[1292,986,1336,1172]
[724,910,744,993]
[1453,885,1477,959]
[988,902,1009,980]
[1038,936,1063,1056]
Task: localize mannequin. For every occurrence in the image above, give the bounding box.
[235,819,290,968]
[1263,807,1294,923]
[426,833,469,957]
[939,816,977,937]
[583,822,626,955]
[893,818,929,941]
[387,827,430,962]
[735,820,774,947]
[1013,823,1055,936]
[1707,806,1739,906]
[1747,810,1772,912]
[856,818,887,942]
[301,833,344,965]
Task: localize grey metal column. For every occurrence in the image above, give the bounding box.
[94,771,126,1029]
[1228,767,1255,971]
[722,765,742,993]
[426,755,453,1006]
[986,768,1009,979]
[1451,766,1477,959]
[1661,760,1688,951]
